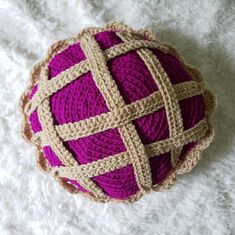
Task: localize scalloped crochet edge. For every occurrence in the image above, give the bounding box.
[19,22,216,203]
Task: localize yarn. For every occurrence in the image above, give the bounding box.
[20,22,216,202]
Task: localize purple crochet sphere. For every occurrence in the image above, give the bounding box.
[20,22,215,202]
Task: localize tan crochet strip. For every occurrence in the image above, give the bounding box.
[25,39,169,115]
[117,33,184,168]
[37,71,106,199]
[33,80,202,145]
[54,119,207,180]
[38,99,77,166]
[140,49,184,167]
[80,34,152,192]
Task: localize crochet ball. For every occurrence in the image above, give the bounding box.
[20,22,215,202]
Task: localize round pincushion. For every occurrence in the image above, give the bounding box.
[20,22,216,202]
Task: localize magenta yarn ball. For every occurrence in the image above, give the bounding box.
[21,23,215,202]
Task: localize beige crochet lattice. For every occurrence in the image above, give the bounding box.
[20,22,216,203]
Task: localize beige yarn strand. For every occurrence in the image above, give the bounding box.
[80,34,152,192]
[33,80,202,145]
[37,69,107,199]
[117,33,184,168]
[54,119,207,180]
[25,40,169,115]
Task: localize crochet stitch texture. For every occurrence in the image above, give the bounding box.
[20,22,216,202]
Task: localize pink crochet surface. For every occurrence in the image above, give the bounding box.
[28,30,205,199]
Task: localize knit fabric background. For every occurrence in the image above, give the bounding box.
[0,0,234,234]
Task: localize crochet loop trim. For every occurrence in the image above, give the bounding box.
[19,22,216,203]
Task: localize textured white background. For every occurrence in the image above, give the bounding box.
[0,0,235,234]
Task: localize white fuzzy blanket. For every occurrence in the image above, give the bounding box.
[0,0,235,234]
